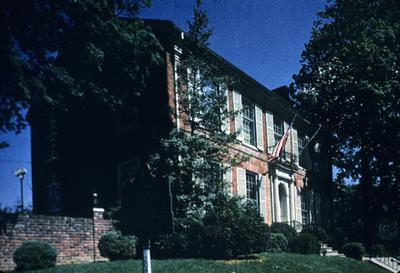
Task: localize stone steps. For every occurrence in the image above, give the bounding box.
[320,243,345,257]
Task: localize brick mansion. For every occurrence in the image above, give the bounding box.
[30,20,333,232]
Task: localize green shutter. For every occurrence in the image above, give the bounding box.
[284,122,290,159]
[255,105,264,150]
[233,90,243,140]
[292,129,299,164]
[236,167,246,198]
[259,175,267,221]
[221,88,230,134]
[266,112,274,153]
[223,167,232,196]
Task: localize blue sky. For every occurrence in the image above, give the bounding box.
[141,0,327,89]
[0,129,32,209]
[0,0,327,208]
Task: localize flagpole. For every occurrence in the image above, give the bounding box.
[298,124,322,156]
[290,113,298,128]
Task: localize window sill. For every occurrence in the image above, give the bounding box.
[241,141,263,152]
[296,164,305,171]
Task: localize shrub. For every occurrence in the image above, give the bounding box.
[13,240,57,271]
[152,217,204,258]
[270,223,297,244]
[264,233,288,252]
[370,244,387,257]
[98,231,136,260]
[201,196,268,258]
[153,195,269,259]
[301,225,328,242]
[326,234,338,250]
[290,233,320,254]
[342,242,365,260]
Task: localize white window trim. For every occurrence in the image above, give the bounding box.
[233,90,243,141]
[255,105,264,151]
[236,167,246,198]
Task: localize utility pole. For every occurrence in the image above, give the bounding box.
[14,168,27,212]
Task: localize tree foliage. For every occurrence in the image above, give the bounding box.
[0,0,162,147]
[332,183,363,247]
[291,0,400,245]
[153,0,245,217]
[152,194,268,259]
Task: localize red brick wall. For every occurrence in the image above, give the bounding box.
[165,47,273,225]
[0,209,112,271]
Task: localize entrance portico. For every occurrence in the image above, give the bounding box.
[270,166,305,229]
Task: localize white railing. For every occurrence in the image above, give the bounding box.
[370,256,400,272]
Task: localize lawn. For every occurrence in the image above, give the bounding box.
[23,253,386,273]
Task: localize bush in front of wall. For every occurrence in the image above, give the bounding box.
[234,200,270,256]
[290,233,321,254]
[98,231,136,260]
[201,195,269,258]
[13,240,57,271]
[370,244,387,257]
[152,216,204,258]
[342,242,365,260]
[301,224,328,242]
[264,233,288,252]
[270,223,297,244]
[153,195,269,259]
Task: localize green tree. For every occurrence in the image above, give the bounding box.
[291,0,400,247]
[153,0,244,218]
[331,182,363,248]
[0,0,162,148]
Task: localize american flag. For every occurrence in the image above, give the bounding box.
[268,113,297,162]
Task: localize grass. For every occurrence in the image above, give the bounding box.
[23,253,387,273]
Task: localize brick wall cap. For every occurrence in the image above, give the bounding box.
[92,208,104,212]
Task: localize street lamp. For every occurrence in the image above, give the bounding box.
[14,167,27,212]
[314,141,321,154]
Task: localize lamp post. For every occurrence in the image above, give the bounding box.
[92,192,98,263]
[314,141,321,154]
[14,167,27,212]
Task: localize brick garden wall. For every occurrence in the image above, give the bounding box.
[0,208,112,271]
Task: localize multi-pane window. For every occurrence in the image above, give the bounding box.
[274,117,286,159]
[273,117,284,145]
[242,99,256,146]
[187,68,222,128]
[301,190,309,225]
[246,171,258,203]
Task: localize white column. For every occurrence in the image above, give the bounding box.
[288,182,292,222]
[270,177,275,222]
[274,180,281,222]
[284,183,290,223]
[290,182,296,222]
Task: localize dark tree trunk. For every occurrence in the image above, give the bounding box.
[359,152,374,249]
